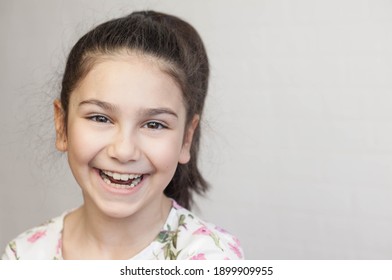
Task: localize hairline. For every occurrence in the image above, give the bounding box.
[65,48,191,118]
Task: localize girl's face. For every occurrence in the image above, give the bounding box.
[54,54,198,219]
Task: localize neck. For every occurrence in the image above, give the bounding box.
[63,196,172,259]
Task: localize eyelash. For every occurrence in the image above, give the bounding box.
[88,115,112,123]
[143,121,168,130]
[87,115,167,130]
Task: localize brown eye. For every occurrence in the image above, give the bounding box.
[89,115,111,123]
[144,121,166,130]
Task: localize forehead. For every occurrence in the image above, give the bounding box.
[70,53,186,115]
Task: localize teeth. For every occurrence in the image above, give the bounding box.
[100,170,143,189]
[102,177,141,189]
[102,170,141,181]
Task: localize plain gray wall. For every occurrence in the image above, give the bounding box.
[1,0,392,259]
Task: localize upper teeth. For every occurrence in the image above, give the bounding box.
[102,170,142,181]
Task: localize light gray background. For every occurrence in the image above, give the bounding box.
[1,0,392,259]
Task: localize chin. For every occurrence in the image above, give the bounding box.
[99,202,141,219]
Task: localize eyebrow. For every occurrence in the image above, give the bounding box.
[141,108,178,119]
[79,99,118,112]
[78,99,178,118]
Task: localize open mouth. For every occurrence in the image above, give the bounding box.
[99,169,143,189]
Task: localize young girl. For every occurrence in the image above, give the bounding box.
[2,10,243,260]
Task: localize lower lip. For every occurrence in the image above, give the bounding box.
[95,169,146,195]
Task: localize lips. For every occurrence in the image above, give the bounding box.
[99,169,143,189]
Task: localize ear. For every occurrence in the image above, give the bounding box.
[179,115,199,164]
[53,99,68,152]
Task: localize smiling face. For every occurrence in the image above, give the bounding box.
[54,53,198,219]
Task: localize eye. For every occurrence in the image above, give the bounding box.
[144,121,167,130]
[88,115,111,123]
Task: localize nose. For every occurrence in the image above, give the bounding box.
[107,127,140,163]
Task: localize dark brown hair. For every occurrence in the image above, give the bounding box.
[60,11,209,209]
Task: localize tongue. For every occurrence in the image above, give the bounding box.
[108,177,133,185]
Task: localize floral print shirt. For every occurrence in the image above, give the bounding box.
[2,201,244,260]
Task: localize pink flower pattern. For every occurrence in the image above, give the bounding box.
[172,200,183,210]
[27,230,46,243]
[56,238,62,254]
[193,226,213,236]
[215,226,228,234]
[3,201,244,260]
[190,253,206,260]
[228,241,243,259]
[233,236,241,246]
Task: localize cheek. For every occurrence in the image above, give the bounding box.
[145,136,184,171]
[67,122,103,165]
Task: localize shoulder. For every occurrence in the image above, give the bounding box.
[156,202,244,260]
[1,213,65,260]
